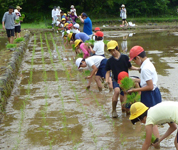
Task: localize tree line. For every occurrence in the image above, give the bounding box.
[1,0,178,22]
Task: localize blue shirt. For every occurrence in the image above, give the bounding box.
[75,32,90,42]
[2,12,16,29]
[83,17,92,36]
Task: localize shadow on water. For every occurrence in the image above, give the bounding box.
[0,31,177,149]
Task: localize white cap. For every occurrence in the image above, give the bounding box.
[71,5,74,8]
[57,6,60,9]
[121,4,125,7]
[14,9,19,13]
[73,23,80,29]
[75,58,82,68]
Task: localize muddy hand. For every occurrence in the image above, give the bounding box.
[104,82,109,88]
[85,76,91,79]
[86,85,90,90]
[152,138,160,148]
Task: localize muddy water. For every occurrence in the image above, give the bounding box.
[0,31,178,150]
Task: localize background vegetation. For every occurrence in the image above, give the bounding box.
[0,0,178,22]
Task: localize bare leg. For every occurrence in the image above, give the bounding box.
[8,37,10,43]
[175,135,178,149]
[153,125,160,148]
[18,32,21,38]
[15,32,17,39]
[112,87,120,118]
[10,36,14,44]
[95,75,102,91]
[108,77,113,92]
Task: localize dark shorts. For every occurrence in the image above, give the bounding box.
[122,19,126,21]
[96,59,107,78]
[177,131,178,143]
[141,87,162,108]
[112,81,124,96]
[6,29,15,37]
[15,26,21,33]
[92,54,105,57]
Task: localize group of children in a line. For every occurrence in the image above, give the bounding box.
[61,23,178,149]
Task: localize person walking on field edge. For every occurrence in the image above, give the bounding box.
[128,45,162,147]
[78,12,92,39]
[120,4,128,27]
[105,40,140,118]
[129,101,178,150]
[2,6,16,44]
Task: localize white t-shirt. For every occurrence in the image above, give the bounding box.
[140,58,158,90]
[70,8,77,16]
[93,40,105,55]
[85,56,105,71]
[52,9,57,18]
[70,28,80,33]
[146,101,178,126]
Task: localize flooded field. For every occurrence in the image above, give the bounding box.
[0,30,178,150]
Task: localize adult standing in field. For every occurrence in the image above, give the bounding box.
[16,6,22,16]
[16,6,22,38]
[14,9,21,39]
[70,5,77,16]
[56,6,61,21]
[2,6,16,44]
[52,6,58,29]
[78,13,93,39]
[120,4,128,27]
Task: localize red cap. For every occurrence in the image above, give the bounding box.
[129,46,144,61]
[68,23,73,27]
[117,71,129,84]
[95,31,104,37]
[94,27,100,31]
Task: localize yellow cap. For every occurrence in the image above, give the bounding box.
[64,13,67,16]
[129,102,148,120]
[64,23,69,27]
[68,33,73,40]
[62,18,66,21]
[107,40,118,51]
[74,39,82,47]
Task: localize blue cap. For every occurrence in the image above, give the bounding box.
[82,12,87,17]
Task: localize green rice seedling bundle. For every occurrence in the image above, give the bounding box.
[83,70,90,76]
[19,17,23,21]
[126,92,140,104]
[85,39,95,45]
[103,40,109,45]
[120,77,134,91]
[77,53,83,58]
[15,19,20,24]
[64,31,68,36]
[6,44,17,49]
[142,133,157,143]
[21,14,25,18]
[14,37,24,43]
[72,44,75,51]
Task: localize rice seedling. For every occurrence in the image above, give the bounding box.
[85,39,95,45]
[21,14,25,18]
[15,19,20,24]
[120,77,134,91]
[14,37,24,43]
[19,17,23,21]
[47,26,52,29]
[103,40,109,45]
[142,133,157,143]
[72,44,75,51]
[14,34,36,149]
[6,44,17,49]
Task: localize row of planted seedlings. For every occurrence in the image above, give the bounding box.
[39,33,58,149]
[51,34,114,149]
[49,33,104,149]
[44,33,81,148]
[14,35,36,149]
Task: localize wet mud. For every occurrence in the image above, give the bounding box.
[0,31,178,150]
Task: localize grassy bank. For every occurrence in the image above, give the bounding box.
[0,16,177,29]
